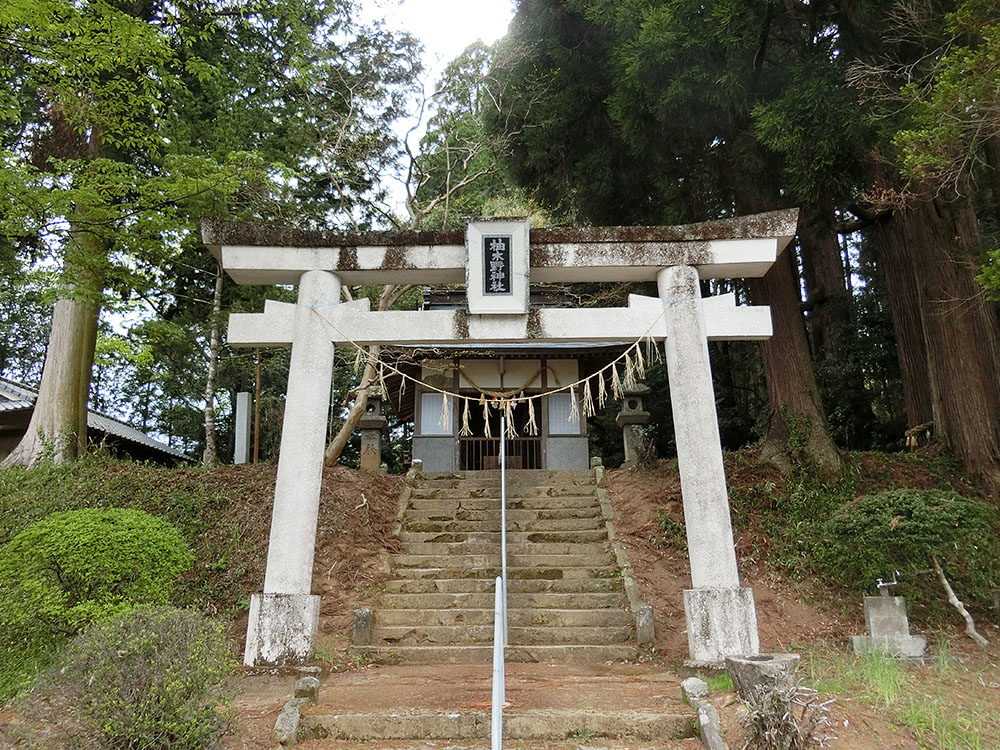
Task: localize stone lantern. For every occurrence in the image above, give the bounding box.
[616,385,651,467]
[358,387,388,472]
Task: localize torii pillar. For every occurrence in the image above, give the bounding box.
[660,265,758,664]
[244,270,340,665]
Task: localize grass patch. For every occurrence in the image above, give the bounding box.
[704,672,734,692]
[801,646,998,750]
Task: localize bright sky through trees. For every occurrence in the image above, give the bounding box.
[373,0,515,78]
[363,0,516,214]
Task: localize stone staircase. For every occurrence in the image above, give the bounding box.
[352,468,640,664]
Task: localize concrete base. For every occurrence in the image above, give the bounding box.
[683,587,760,667]
[244,593,320,666]
[851,634,927,659]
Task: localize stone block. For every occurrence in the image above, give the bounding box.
[851,596,926,658]
[696,701,728,750]
[352,607,374,646]
[273,697,308,746]
[683,587,760,666]
[635,601,655,646]
[294,676,320,703]
[680,676,709,702]
[866,595,909,637]
[244,593,320,666]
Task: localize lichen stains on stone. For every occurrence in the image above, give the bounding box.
[530,208,799,245]
[338,247,359,271]
[382,246,412,270]
[201,209,797,250]
[453,310,470,340]
[200,218,464,248]
[531,241,713,269]
[526,310,544,339]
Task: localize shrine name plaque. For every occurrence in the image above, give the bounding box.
[483,236,512,295]
[466,218,530,314]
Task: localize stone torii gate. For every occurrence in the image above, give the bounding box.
[202,208,798,667]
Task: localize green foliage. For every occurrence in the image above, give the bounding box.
[13,606,235,749]
[820,489,1000,604]
[0,508,194,642]
[655,511,687,552]
[889,3,1000,191]
[977,248,1000,300]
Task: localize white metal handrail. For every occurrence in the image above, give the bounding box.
[491,575,505,749]
[491,416,509,750]
[500,416,508,643]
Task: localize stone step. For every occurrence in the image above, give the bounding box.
[302,708,692,742]
[409,486,598,500]
[407,496,599,512]
[398,541,610,556]
[417,469,595,484]
[405,508,602,527]
[384,577,623,595]
[373,624,633,646]
[349,643,640,664]
[402,517,605,534]
[379,591,627,610]
[399,529,609,545]
[376,607,631,628]
[392,553,612,570]
[394,566,619,581]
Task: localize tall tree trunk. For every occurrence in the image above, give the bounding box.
[869,155,936,428]
[202,264,224,467]
[1,231,105,467]
[896,191,1000,488]
[748,249,843,473]
[734,174,842,473]
[799,194,851,358]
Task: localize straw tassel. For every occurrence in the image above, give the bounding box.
[568,385,580,423]
[634,342,646,381]
[483,398,492,438]
[352,346,363,374]
[505,400,517,438]
[439,392,450,431]
[611,363,623,400]
[526,398,538,435]
[582,378,595,418]
[460,399,471,436]
[622,350,637,390]
[597,371,607,408]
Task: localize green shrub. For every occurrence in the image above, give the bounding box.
[0,507,194,640]
[820,489,1000,606]
[12,606,236,749]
